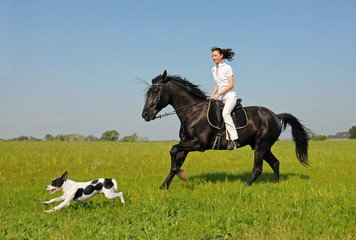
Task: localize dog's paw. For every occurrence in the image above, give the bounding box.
[44,210,53,213]
[43,201,50,205]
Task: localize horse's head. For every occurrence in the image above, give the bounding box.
[142,70,171,121]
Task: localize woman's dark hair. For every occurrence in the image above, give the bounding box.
[211,47,235,61]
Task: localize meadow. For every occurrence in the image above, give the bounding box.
[0,140,355,239]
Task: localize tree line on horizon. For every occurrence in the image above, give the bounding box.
[2,127,356,142]
[2,130,149,142]
[305,127,356,141]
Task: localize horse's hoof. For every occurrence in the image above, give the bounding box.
[177,169,187,181]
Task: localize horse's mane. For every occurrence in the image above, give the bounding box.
[167,75,208,100]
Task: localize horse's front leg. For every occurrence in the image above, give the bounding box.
[160,145,188,190]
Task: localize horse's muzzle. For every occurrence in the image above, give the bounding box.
[142,111,150,122]
[142,110,157,122]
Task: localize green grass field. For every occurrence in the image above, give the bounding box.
[0,140,355,239]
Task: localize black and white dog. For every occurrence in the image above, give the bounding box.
[43,171,125,213]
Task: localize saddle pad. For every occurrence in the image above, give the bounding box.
[207,99,248,130]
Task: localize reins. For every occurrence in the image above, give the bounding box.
[155,100,209,119]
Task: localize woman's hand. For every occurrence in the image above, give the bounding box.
[211,94,219,100]
[211,85,219,100]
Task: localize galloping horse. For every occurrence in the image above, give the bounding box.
[142,70,309,189]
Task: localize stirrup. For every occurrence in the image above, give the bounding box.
[212,134,222,150]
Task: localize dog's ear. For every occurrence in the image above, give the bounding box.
[61,171,68,181]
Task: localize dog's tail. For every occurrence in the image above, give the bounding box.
[112,179,118,192]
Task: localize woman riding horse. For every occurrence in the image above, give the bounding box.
[142,70,309,189]
[211,47,240,150]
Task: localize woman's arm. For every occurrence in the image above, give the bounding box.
[211,75,234,100]
[211,85,218,99]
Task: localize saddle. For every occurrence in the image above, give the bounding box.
[207,99,248,149]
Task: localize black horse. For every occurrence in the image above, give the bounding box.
[142,70,309,189]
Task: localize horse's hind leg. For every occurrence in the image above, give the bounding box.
[264,150,280,183]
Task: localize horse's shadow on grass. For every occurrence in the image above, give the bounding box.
[188,171,309,185]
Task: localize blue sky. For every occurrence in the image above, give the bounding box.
[1,0,355,140]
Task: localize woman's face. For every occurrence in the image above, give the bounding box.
[212,50,223,64]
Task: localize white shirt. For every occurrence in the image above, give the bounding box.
[212,62,237,100]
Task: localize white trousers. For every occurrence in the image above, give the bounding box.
[222,96,239,140]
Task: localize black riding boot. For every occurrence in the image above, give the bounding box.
[227,139,240,150]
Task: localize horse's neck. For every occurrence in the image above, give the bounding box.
[166,83,203,120]
[167,84,199,111]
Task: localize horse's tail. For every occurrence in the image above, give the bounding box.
[277,113,309,166]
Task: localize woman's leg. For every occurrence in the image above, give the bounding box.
[222,97,238,140]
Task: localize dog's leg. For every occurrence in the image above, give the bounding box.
[115,192,125,204]
[44,197,73,213]
[43,195,65,205]
[103,190,125,204]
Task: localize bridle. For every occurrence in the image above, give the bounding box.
[148,82,209,120]
[155,100,209,119]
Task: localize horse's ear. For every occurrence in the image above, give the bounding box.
[162,70,167,81]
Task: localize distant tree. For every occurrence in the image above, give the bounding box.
[312,135,328,141]
[10,135,42,141]
[328,132,350,139]
[121,133,139,142]
[16,136,29,141]
[349,126,356,139]
[100,130,119,142]
[306,128,328,141]
[45,134,54,141]
[29,136,43,141]
[85,135,98,142]
[53,133,85,142]
[54,134,66,141]
[120,133,148,142]
[68,134,86,142]
[306,128,316,140]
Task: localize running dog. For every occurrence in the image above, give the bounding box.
[43,171,125,213]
